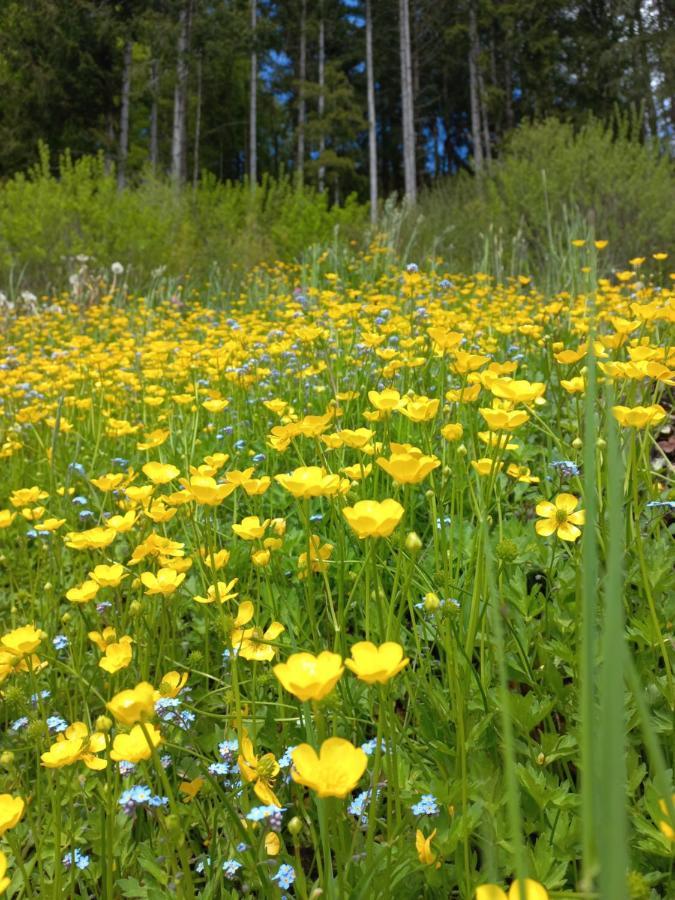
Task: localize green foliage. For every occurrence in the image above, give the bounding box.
[401,118,675,284]
[0,145,367,290]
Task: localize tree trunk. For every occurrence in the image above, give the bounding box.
[104,112,115,176]
[634,0,659,138]
[192,54,202,188]
[318,6,325,192]
[149,59,159,172]
[399,0,416,203]
[365,0,378,223]
[296,0,307,185]
[117,39,132,190]
[249,0,257,186]
[171,1,191,184]
[468,0,483,172]
[478,63,491,165]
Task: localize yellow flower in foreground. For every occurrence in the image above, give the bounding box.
[110,723,162,763]
[291,737,367,798]
[1,625,44,658]
[479,408,530,431]
[506,464,540,484]
[179,475,236,505]
[159,670,189,697]
[0,795,25,835]
[368,388,404,414]
[41,722,107,770]
[275,466,347,498]
[398,396,439,422]
[471,458,504,477]
[345,641,409,684]
[416,828,437,865]
[441,422,463,441]
[612,404,667,428]
[298,535,333,577]
[476,879,549,900]
[376,448,440,484]
[342,499,404,539]
[66,580,100,604]
[535,493,585,542]
[0,511,16,529]
[89,563,127,588]
[142,461,180,484]
[193,578,239,604]
[140,567,185,596]
[107,681,157,725]
[238,731,281,806]
[232,516,269,541]
[274,651,344,701]
[64,526,117,551]
[0,850,9,894]
[99,637,133,674]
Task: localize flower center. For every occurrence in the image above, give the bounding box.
[555,509,568,524]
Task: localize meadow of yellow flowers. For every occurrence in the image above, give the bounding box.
[0,247,673,898]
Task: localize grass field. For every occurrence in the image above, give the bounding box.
[0,243,673,899]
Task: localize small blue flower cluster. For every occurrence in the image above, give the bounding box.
[119,785,169,815]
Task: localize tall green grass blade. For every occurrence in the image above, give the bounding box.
[597,387,628,899]
[580,293,599,886]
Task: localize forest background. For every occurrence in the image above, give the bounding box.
[0,0,673,290]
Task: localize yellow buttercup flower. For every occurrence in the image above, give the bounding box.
[88,627,118,652]
[298,536,333,577]
[274,651,344,701]
[1,625,44,659]
[110,723,162,763]
[64,526,116,550]
[0,511,16,529]
[140,567,185,596]
[142,461,180,484]
[475,879,548,900]
[471,458,504,476]
[415,828,437,865]
[490,379,545,405]
[41,722,107,770]
[479,408,530,431]
[107,681,157,725]
[159,670,189,697]
[179,475,236,505]
[337,427,374,448]
[89,563,127,588]
[342,499,404,539]
[99,637,133,674]
[535,493,585,542]
[441,422,463,441]
[367,388,405,414]
[291,738,367,798]
[275,466,347,498]
[376,447,440,484]
[241,477,271,495]
[560,376,585,394]
[344,641,409,684]
[193,578,238,604]
[66,580,100,604]
[398,396,439,422]
[232,516,269,540]
[238,731,281,807]
[506,464,539,484]
[0,795,25,836]
[611,404,666,428]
